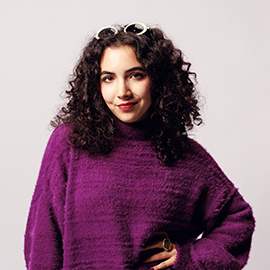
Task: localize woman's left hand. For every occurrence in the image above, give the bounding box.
[143,234,177,270]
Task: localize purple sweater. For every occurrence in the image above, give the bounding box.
[24,119,255,269]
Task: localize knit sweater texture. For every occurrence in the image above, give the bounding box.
[24,119,255,269]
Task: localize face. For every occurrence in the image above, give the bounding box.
[100,45,152,123]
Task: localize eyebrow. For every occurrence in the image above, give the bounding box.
[100,66,146,77]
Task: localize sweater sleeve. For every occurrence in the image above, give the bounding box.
[173,142,255,270]
[24,125,71,270]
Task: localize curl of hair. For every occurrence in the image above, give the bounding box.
[51,25,203,166]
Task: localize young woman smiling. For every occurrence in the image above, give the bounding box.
[100,45,152,123]
[24,23,255,270]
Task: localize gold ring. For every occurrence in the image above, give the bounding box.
[163,238,172,251]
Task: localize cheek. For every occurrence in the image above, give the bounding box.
[142,82,152,104]
[101,87,114,104]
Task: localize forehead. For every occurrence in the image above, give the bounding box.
[100,45,142,71]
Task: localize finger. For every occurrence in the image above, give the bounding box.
[150,255,176,270]
[143,250,171,263]
[143,232,170,251]
[143,243,176,263]
[143,240,163,251]
[153,232,169,238]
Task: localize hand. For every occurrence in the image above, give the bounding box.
[143,232,177,270]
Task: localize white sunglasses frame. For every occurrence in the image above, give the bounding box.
[94,22,149,40]
[124,22,149,35]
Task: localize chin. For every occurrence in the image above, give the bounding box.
[115,115,138,123]
[119,118,137,123]
[114,110,149,123]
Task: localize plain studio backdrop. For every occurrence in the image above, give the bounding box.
[0,0,269,269]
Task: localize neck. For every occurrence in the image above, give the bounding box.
[114,116,153,141]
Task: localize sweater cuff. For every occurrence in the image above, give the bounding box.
[172,242,199,270]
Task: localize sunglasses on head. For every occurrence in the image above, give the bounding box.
[94,22,149,40]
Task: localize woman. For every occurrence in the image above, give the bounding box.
[24,22,255,269]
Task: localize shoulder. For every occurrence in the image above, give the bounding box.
[185,138,223,170]
[182,138,235,189]
[46,123,72,151]
[187,138,212,158]
[184,138,219,168]
[49,123,71,145]
[31,124,73,219]
[42,123,73,166]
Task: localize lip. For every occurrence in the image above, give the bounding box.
[118,102,138,111]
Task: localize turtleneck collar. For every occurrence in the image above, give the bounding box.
[114,116,153,141]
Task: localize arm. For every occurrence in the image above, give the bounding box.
[168,141,256,269]
[144,143,255,270]
[172,183,255,269]
[24,188,64,269]
[143,189,254,270]
[24,125,70,269]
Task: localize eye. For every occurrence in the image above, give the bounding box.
[130,72,145,80]
[101,75,114,83]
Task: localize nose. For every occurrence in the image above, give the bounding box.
[117,79,131,99]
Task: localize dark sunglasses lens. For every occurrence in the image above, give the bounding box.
[98,28,117,38]
[125,23,144,34]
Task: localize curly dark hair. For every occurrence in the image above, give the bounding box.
[51,24,202,166]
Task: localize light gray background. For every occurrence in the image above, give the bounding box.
[1,0,269,269]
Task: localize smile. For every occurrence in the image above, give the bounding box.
[118,102,137,111]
